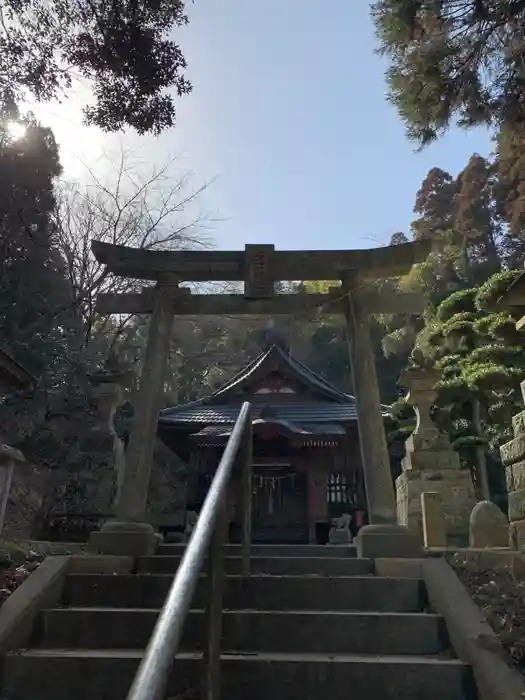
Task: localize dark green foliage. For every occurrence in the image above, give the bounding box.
[469,344,525,366]
[0,114,74,374]
[0,114,90,463]
[441,312,477,338]
[475,270,522,312]
[372,1,525,145]
[414,275,525,467]
[494,125,525,264]
[436,289,476,322]
[0,0,191,133]
[390,397,415,421]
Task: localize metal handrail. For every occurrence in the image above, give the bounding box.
[125,401,253,700]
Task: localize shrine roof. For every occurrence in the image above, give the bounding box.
[158,400,359,426]
[191,420,347,438]
[210,343,352,403]
[159,344,392,428]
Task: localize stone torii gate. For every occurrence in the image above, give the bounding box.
[89,239,430,557]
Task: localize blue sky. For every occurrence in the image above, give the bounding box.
[41,1,494,252]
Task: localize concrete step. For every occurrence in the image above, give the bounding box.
[2,649,475,700]
[157,543,357,558]
[63,574,427,612]
[137,555,373,576]
[38,607,448,655]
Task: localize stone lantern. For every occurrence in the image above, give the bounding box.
[395,360,476,546]
[400,364,452,465]
[0,349,34,534]
[80,352,133,514]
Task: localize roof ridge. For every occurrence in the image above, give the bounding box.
[280,348,351,402]
[210,346,274,399]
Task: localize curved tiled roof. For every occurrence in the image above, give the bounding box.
[159,400,359,425]
[159,345,391,428]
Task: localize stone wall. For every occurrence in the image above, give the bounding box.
[396,465,475,546]
[501,381,525,549]
[2,461,51,541]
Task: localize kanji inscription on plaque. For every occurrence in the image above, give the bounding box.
[244,244,275,299]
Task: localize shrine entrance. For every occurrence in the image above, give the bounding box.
[251,463,308,544]
[90,238,431,551]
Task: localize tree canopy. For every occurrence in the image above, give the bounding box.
[0,0,191,133]
[372,0,525,145]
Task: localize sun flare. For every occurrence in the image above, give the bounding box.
[6,121,27,141]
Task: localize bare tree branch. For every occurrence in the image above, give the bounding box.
[52,144,216,350]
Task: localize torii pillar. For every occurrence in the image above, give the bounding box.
[88,237,431,556]
[90,283,180,555]
[341,274,422,558]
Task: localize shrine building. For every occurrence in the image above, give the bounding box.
[158,343,389,544]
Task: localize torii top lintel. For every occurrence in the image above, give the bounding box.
[91,239,431,284]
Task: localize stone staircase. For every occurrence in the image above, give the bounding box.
[2,544,476,700]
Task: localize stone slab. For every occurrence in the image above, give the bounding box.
[373,558,424,579]
[404,432,453,454]
[3,649,473,700]
[509,518,525,550]
[63,573,426,613]
[67,556,134,575]
[512,410,525,438]
[157,543,358,558]
[89,520,161,556]
[136,555,373,577]
[505,461,525,493]
[421,492,447,548]
[500,435,525,466]
[329,528,352,545]
[39,607,448,656]
[401,449,461,473]
[356,525,422,559]
[396,469,475,544]
[507,487,525,522]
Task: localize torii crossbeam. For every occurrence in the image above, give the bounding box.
[89,239,431,558]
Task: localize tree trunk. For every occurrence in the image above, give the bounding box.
[473,399,490,501]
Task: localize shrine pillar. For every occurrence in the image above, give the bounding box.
[342,275,421,558]
[90,284,175,555]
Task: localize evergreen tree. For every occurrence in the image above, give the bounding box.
[0,113,80,379]
[414,271,524,500]
[403,167,462,309]
[494,124,525,267]
[454,154,501,282]
[372,0,525,145]
[0,0,191,133]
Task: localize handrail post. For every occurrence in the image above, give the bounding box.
[241,408,253,577]
[123,402,251,700]
[202,495,228,700]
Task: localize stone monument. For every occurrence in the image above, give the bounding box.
[421,492,447,548]
[469,500,509,549]
[500,378,525,550]
[395,359,476,546]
